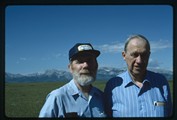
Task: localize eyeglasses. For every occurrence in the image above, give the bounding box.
[127,51,150,58]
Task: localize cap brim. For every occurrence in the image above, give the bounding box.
[70,50,100,60]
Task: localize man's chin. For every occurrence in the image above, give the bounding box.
[78,77,95,86]
[83,80,96,86]
[133,69,146,75]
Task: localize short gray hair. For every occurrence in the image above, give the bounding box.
[124,34,151,52]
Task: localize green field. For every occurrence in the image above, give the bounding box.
[5,80,173,118]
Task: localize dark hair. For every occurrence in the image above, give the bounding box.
[124,34,151,52]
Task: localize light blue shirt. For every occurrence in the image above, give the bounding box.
[104,70,172,117]
[39,79,106,117]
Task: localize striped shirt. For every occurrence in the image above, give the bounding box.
[104,70,172,117]
[39,79,106,117]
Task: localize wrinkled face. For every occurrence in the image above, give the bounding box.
[122,38,150,77]
[69,54,98,86]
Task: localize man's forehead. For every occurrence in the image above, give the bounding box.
[127,47,149,53]
[130,38,150,48]
[127,40,149,50]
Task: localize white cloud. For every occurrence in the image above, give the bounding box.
[148,58,161,69]
[95,39,172,54]
[16,57,27,64]
[54,53,67,59]
[55,53,62,58]
[150,39,172,52]
[95,42,124,53]
[20,57,27,61]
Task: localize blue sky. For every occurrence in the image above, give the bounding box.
[5,5,173,75]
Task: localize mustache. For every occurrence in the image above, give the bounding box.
[80,69,97,75]
[80,69,90,74]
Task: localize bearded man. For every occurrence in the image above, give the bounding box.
[39,43,106,118]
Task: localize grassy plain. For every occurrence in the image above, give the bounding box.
[5,80,173,118]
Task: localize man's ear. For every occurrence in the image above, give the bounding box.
[68,64,72,73]
[122,51,126,60]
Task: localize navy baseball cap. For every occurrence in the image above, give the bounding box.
[69,43,100,60]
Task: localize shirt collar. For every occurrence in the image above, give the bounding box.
[124,71,133,87]
[67,79,101,98]
[68,79,80,96]
[124,70,151,88]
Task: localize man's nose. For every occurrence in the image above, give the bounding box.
[83,61,89,68]
[136,55,143,63]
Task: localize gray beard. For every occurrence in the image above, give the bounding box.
[73,72,96,86]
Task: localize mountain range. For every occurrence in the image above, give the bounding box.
[5,67,173,83]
